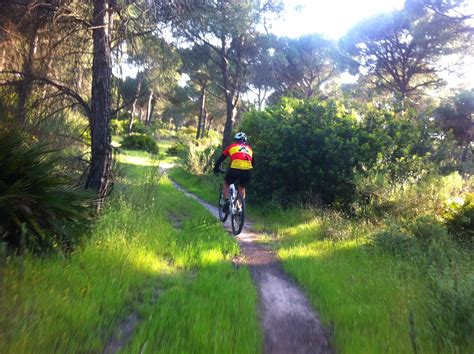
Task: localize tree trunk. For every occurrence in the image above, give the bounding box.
[130,79,142,131]
[85,0,113,202]
[0,47,5,71]
[145,90,154,126]
[148,96,156,126]
[206,114,213,138]
[220,36,236,147]
[201,108,207,139]
[17,25,39,124]
[114,79,121,116]
[196,85,206,139]
[128,113,135,132]
[222,95,236,146]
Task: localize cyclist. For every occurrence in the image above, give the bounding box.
[213,132,253,213]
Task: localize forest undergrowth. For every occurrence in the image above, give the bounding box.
[0,150,261,354]
[171,167,474,354]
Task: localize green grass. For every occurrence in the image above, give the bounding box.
[0,152,261,353]
[170,168,220,203]
[172,167,474,354]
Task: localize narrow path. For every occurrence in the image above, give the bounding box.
[172,181,332,354]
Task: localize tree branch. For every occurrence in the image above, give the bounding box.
[0,70,91,117]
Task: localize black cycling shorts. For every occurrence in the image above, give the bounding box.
[225,168,251,187]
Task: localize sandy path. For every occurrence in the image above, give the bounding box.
[172,181,332,354]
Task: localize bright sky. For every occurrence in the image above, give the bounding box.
[270,0,405,39]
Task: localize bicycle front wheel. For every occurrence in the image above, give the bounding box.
[218,190,228,222]
[231,194,245,235]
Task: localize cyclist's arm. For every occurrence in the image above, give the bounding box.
[214,153,227,172]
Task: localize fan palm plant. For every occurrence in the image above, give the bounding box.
[0,131,92,254]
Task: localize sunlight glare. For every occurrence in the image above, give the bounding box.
[271,0,405,39]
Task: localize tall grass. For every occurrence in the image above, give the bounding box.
[0,151,261,353]
[173,166,474,353]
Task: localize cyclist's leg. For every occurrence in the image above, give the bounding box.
[223,181,230,199]
[237,170,251,199]
[238,185,246,198]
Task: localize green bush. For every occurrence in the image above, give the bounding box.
[372,225,413,255]
[407,215,449,245]
[361,108,432,183]
[121,133,159,154]
[354,172,467,220]
[110,119,128,136]
[130,122,150,135]
[167,141,187,156]
[0,131,92,254]
[179,126,198,137]
[182,142,219,175]
[240,98,378,206]
[372,216,450,255]
[443,193,474,246]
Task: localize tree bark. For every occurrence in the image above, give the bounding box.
[222,94,236,146]
[0,47,5,71]
[128,112,135,132]
[145,90,154,126]
[220,35,236,147]
[148,96,156,126]
[130,79,142,131]
[206,114,213,137]
[201,108,207,139]
[17,24,39,124]
[85,0,113,201]
[196,85,206,139]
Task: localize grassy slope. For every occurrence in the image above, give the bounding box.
[171,168,472,354]
[0,151,261,354]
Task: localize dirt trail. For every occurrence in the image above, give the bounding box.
[172,181,332,354]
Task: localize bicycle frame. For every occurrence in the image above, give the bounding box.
[217,168,246,235]
[229,184,237,213]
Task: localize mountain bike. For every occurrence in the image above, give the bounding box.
[217,169,246,235]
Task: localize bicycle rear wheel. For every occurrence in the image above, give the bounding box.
[231,194,245,235]
[218,190,228,222]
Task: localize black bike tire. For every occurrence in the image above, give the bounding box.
[218,190,228,222]
[231,194,245,235]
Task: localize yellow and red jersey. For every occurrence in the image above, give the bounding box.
[223,143,253,170]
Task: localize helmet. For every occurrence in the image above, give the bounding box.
[234,132,247,143]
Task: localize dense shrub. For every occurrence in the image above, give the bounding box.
[354,172,467,220]
[167,141,187,156]
[0,131,92,254]
[240,98,381,206]
[130,122,149,135]
[110,119,128,136]
[408,215,450,244]
[443,193,474,246]
[371,224,412,255]
[372,216,450,255]
[182,142,219,175]
[367,113,431,178]
[180,126,198,137]
[121,133,159,154]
